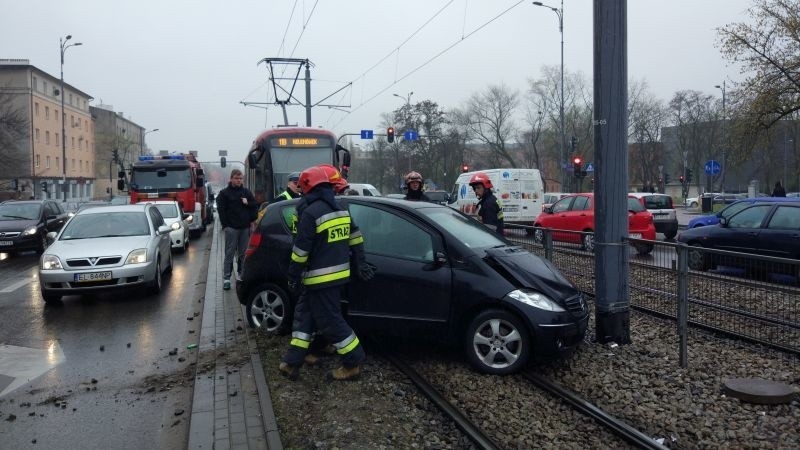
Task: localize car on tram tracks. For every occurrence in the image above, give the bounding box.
[237,197,589,375]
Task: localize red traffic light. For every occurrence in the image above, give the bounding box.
[572,157,582,165]
[462,164,469,173]
[387,127,395,143]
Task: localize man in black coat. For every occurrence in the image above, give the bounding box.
[216,169,257,290]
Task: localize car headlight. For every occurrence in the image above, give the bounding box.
[507,289,566,312]
[185,215,193,223]
[171,222,181,230]
[41,254,63,270]
[23,226,38,236]
[125,248,148,264]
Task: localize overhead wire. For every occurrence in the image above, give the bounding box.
[328,0,526,130]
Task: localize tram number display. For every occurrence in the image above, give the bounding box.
[272,137,327,147]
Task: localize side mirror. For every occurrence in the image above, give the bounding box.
[182,213,192,221]
[46,231,57,244]
[435,251,447,266]
[719,217,728,227]
[248,152,259,167]
[544,206,553,214]
[157,225,171,235]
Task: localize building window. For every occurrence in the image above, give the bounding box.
[43,81,48,96]
[45,131,50,145]
[69,93,73,105]
[35,128,40,143]
[46,155,51,169]
[35,102,39,116]
[33,76,38,91]
[55,133,59,146]
[55,109,59,122]
[35,154,40,167]
[45,106,49,120]
[72,159,75,170]
[72,137,75,149]
[56,157,59,170]
[79,160,82,172]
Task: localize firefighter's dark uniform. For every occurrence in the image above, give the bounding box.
[477,189,504,234]
[282,184,366,372]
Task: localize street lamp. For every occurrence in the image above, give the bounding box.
[715,81,726,193]
[393,91,414,106]
[533,0,564,191]
[59,34,82,202]
[142,128,159,156]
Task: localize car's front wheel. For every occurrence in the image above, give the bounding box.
[148,260,162,294]
[36,232,47,254]
[41,289,61,304]
[581,232,595,252]
[533,226,544,244]
[687,243,710,271]
[464,309,530,375]
[246,283,292,334]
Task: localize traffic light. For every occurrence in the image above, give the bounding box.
[664,173,671,184]
[572,156,583,177]
[679,175,685,184]
[220,156,227,168]
[387,127,395,143]
[462,164,470,173]
[40,181,47,192]
[686,168,693,183]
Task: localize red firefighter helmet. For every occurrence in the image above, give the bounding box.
[298,166,330,194]
[318,164,349,193]
[404,171,423,186]
[468,172,493,189]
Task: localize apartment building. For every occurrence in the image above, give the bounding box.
[0,59,95,201]
[91,105,144,199]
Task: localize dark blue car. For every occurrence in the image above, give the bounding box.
[686,197,800,229]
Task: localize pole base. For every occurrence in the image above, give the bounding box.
[595,309,631,344]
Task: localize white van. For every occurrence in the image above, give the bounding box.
[346,183,382,196]
[447,169,544,225]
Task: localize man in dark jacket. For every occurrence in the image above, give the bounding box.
[279,165,370,381]
[469,172,504,235]
[216,169,258,290]
[773,181,787,197]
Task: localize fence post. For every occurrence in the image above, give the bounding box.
[676,243,689,368]
[544,228,553,261]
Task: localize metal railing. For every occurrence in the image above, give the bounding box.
[509,226,800,369]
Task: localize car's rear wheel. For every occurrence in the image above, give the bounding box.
[687,243,710,271]
[148,260,162,294]
[635,243,654,255]
[664,230,677,240]
[41,289,61,304]
[533,226,544,244]
[246,283,292,334]
[581,232,595,252]
[689,201,698,208]
[464,309,530,375]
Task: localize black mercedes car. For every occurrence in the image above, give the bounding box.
[0,200,68,255]
[237,197,588,374]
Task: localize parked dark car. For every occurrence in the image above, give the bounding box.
[687,197,800,228]
[237,197,589,374]
[0,200,68,254]
[677,202,800,275]
[425,190,449,205]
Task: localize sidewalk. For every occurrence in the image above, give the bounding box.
[188,219,282,450]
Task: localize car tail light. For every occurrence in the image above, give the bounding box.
[245,230,262,258]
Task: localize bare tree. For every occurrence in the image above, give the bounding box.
[718,0,800,128]
[669,90,722,191]
[460,84,520,168]
[628,80,669,189]
[0,83,29,179]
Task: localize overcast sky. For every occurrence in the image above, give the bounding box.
[2,0,753,163]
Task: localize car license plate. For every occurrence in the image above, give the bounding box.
[74,271,112,283]
[0,241,12,246]
[629,233,642,239]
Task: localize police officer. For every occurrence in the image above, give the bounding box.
[279,165,373,381]
[274,172,302,202]
[404,171,430,201]
[469,172,504,234]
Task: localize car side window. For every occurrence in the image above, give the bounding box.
[727,205,771,229]
[571,196,590,211]
[552,197,573,213]
[43,203,56,218]
[349,204,434,262]
[280,205,298,234]
[766,206,800,230]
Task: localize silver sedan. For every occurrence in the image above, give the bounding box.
[39,204,173,303]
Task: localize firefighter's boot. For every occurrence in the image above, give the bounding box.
[303,353,320,366]
[278,362,300,381]
[327,365,361,381]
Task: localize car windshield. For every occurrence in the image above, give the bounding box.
[643,195,672,209]
[419,207,505,249]
[154,203,179,218]
[60,212,150,239]
[0,203,40,220]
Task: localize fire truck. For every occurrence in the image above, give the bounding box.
[126,153,208,235]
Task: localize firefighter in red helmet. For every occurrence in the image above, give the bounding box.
[403,171,430,201]
[468,172,504,234]
[279,165,371,381]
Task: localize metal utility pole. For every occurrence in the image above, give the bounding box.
[593,0,630,345]
[59,34,82,202]
[533,0,565,191]
[715,81,726,193]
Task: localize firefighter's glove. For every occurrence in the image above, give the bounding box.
[357,262,377,281]
[287,280,301,295]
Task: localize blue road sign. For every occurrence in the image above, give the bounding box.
[404,130,418,141]
[704,160,721,175]
[360,130,374,139]
[585,163,594,173]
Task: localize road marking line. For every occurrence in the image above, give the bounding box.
[0,278,30,293]
[0,342,65,398]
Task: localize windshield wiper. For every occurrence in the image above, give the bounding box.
[0,215,29,219]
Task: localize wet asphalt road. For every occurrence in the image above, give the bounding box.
[0,230,212,449]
